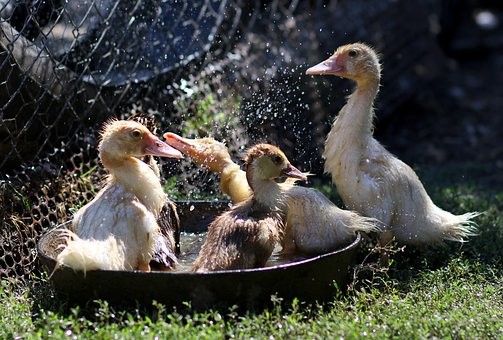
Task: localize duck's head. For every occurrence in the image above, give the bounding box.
[99,120,183,162]
[243,144,307,187]
[128,112,159,134]
[306,43,381,83]
[163,132,232,173]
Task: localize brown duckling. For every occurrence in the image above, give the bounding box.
[191,143,307,272]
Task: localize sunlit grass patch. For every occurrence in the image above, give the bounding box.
[1,162,501,338]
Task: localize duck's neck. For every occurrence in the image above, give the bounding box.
[220,162,252,203]
[333,78,380,143]
[218,160,240,177]
[101,151,166,215]
[249,177,283,211]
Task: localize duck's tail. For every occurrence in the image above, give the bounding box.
[343,210,383,235]
[56,230,126,275]
[437,210,480,243]
[393,204,481,245]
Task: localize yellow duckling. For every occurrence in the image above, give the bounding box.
[57,120,183,272]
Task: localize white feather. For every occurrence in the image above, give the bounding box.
[282,185,381,254]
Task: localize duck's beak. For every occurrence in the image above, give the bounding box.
[282,163,308,182]
[165,132,232,173]
[145,134,183,159]
[306,55,343,75]
[163,132,197,155]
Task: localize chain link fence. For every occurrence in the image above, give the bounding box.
[0,0,444,280]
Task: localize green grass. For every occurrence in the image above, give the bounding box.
[1,163,502,338]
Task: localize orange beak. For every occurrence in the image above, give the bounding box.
[144,134,183,159]
[164,132,232,173]
[282,163,308,182]
[163,132,197,155]
[306,55,343,75]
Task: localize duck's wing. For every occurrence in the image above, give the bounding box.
[150,199,180,270]
[68,184,159,270]
[284,186,381,254]
[192,203,281,272]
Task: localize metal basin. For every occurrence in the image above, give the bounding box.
[37,201,361,310]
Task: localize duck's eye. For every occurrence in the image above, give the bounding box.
[348,50,358,57]
[131,129,142,138]
[272,154,283,164]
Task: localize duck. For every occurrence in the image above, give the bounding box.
[165,133,380,255]
[128,113,180,270]
[56,119,183,273]
[306,42,479,247]
[191,143,307,272]
[163,132,251,202]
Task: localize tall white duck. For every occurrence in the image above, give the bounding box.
[306,42,479,246]
[57,119,183,273]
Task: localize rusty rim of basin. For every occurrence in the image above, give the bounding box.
[37,200,361,310]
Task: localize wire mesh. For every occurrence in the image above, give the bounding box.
[0,0,444,280]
